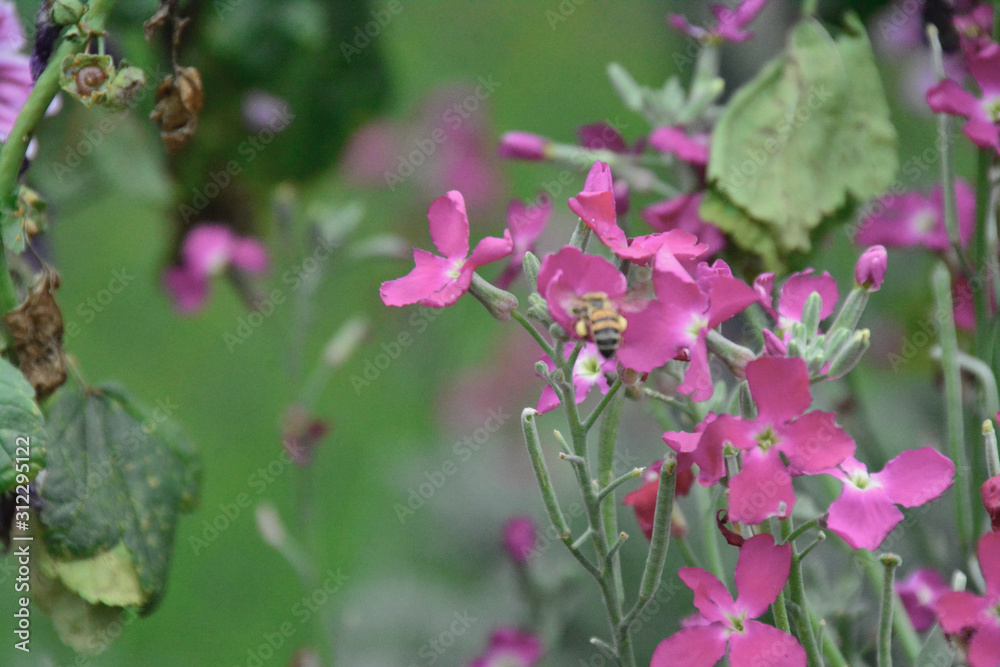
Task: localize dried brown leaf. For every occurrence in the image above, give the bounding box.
[4,269,67,400]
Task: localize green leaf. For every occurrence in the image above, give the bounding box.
[0,356,47,493]
[704,14,897,267]
[39,385,201,613]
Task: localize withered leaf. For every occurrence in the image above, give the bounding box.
[4,269,67,400]
[142,0,173,44]
[150,67,203,154]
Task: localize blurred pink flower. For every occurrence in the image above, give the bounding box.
[0,1,32,141]
[927,42,1000,152]
[495,196,550,289]
[164,224,269,314]
[669,0,768,44]
[936,532,1000,667]
[896,569,950,632]
[855,181,975,251]
[502,517,537,564]
[467,628,542,667]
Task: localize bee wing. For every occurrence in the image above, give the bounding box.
[618,296,649,315]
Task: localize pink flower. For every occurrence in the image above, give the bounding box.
[855,181,976,251]
[825,447,954,551]
[568,161,708,266]
[982,474,1000,532]
[163,224,269,314]
[651,534,804,667]
[669,0,768,44]
[667,357,855,524]
[897,569,950,632]
[380,191,513,308]
[936,533,1000,667]
[927,42,1000,152]
[0,1,31,141]
[467,628,542,667]
[535,342,615,413]
[642,193,726,257]
[623,460,695,540]
[497,131,551,161]
[855,245,888,290]
[756,269,839,339]
[502,517,537,564]
[537,246,628,334]
[649,126,710,167]
[496,196,551,289]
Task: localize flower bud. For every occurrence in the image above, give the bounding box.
[855,245,888,291]
[761,329,786,357]
[468,273,518,322]
[521,250,541,289]
[497,131,551,161]
[801,291,824,336]
[502,516,537,564]
[52,0,85,25]
[824,329,870,380]
[982,474,1000,532]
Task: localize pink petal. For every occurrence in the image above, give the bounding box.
[467,229,514,269]
[728,621,806,667]
[678,333,714,401]
[577,123,627,152]
[875,446,954,507]
[615,302,678,373]
[569,190,625,248]
[680,567,735,623]
[896,569,950,632]
[230,237,269,273]
[581,160,614,193]
[379,249,454,307]
[650,625,729,667]
[979,532,1000,599]
[427,191,471,259]
[826,484,902,550]
[968,622,1000,667]
[936,590,990,634]
[778,270,839,324]
[963,116,1000,151]
[162,266,208,314]
[926,78,980,117]
[734,534,791,617]
[692,414,753,485]
[969,42,1000,97]
[183,224,234,277]
[534,384,561,414]
[705,275,757,327]
[507,198,551,249]
[746,357,812,425]
[649,126,709,166]
[778,412,855,474]
[728,448,795,524]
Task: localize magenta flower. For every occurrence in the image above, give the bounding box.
[936,532,1000,667]
[502,517,537,564]
[0,2,31,141]
[649,126,710,167]
[667,357,855,524]
[467,628,542,667]
[651,534,804,667]
[897,569,950,632]
[497,131,551,161]
[855,181,975,251]
[825,447,954,551]
[568,161,707,265]
[756,269,839,337]
[163,223,269,314]
[855,245,888,290]
[380,191,513,308]
[983,474,1000,532]
[927,42,1000,152]
[669,0,768,44]
[642,193,726,257]
[623,459,695,540]
[535,342,615,413]
[496,196,551,289]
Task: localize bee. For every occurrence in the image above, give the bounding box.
[571,291,628,359]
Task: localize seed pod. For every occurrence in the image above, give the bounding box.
[59,54,114,106]
[149,66,204,154]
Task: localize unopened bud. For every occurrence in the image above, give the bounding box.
[522,250,541,289]
[502,516,537,564]
[52,0,85,25]
[497,131,551,161]
[468,273,518,321]
[825,329,870,380]
[982,475,1000,532]
[761,329,786,357]
[855,245,888,291]
[801,291,823,336]
[823,327,851,361]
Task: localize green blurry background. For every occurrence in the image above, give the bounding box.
[0,0,970,665]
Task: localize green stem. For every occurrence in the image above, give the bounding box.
[511,309,555,358]
[584,377,623,432]
[0,1,120,314]
[622,457,676,629]
[933,262,973,552]
[815,611,849,667]
[598,388,625,604]
[986,419,1000,479]
[596,467,643,504]
[973,148,994,365]
[859,551,922,662]
[773,590,791,635]
[878,554,901,667]
[781,518,822,667]
[954,350,1000,417]
[928,24,963,264]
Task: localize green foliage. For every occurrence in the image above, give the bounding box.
[702,14,897,270]
[0,356,46,493]
[38,384,200,621]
